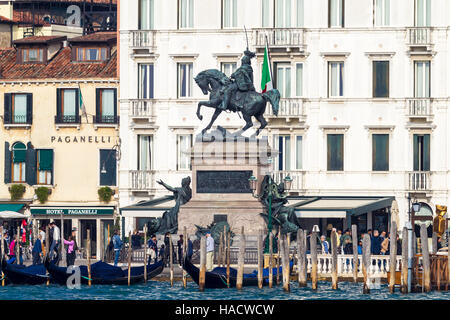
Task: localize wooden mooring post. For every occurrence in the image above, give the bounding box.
[257,230,263,289]
[351,225,358,282]
[127,230,132,286]
[401,227,409,294]
[331,230,338,290]
[87,229,92,287]
[236,226,245,290]
[310,231,318,290]
[362,234,371,294]
[169,233,174,287]
[276,227,281,285]
[199,236,206,291]
[226,230,231,288]
[143,225,147,283]
[218,231,223,268]
[269,232,273,288]
[1,226,4,286]
[420,224,431,292]
[389,222,397,293]
[297,229,306,287]
[282,234,290,292]
[183,226,187,289]
[222,226,227,267]
[45,225,50,286]
[431,232,438,254]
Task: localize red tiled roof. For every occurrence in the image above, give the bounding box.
[13,36,67,45]
[0,15,16,24]
[0,47,117,80]
[69,32,117,43]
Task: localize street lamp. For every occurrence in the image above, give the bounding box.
[248,173,293,252]
[101,142,121,174]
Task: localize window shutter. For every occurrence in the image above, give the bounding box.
[75,88,80,118]
[38,149,53,171]
[4,93,12,124]
[56,88,62,117]
[26,93,33,124]
[4,142,11,184]
[413,135,419,171]
[113,88,117,118]
[96,88,101,121]
[26,142,36,186]
[100,149,117,186]
[423,134,430,171]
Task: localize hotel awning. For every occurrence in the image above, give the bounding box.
[120,195,175,218]
[287,196,394,227]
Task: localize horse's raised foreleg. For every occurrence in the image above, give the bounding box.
[196,98,222,121]
[201,108,222,135]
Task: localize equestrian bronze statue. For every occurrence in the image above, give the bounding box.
[195,49,280,137]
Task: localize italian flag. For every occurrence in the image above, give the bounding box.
[261,41,273,93]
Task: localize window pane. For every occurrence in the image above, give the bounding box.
[373,61,389,98]
[278,135,290,170]
[189,0,193,27]
[224,0,230,27]
[140,0,154,29]
[330,0,337,26]
[13,94,27,123]
[139,64,154,99]
[63,90,76,117]
[296,136,302,170]
[385,0,390,25]
[285,66,291,98]
[297,0,304,27]
[415,61,430,97]
[373,134,389,171]
[77,48,83,61]
[262,0,270,27]
[101,89,115,121]
[296,64,303,96]
[276,0,283,27]
[232,0,237,27]
[178,134,192,170]
[139,135,152,170]
[28,49,38,61]
[327,134,343,171]
[330,63,338,96]
[285,0,291,27]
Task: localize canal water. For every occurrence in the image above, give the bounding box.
[0,281,449,300]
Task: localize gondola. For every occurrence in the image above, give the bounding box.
[183,256,294,289]
[44,258,164,285]
[1,258,49,285]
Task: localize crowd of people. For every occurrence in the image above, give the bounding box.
[314,228,403,256]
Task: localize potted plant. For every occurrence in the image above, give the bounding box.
[98,186,114,203]
[9,184,26,200]
[35,186,51,204]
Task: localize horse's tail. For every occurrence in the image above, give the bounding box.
[262,89,281,116]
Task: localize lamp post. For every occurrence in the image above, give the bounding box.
[248,173,293,253]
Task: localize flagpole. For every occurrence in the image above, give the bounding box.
[77,82,89,123]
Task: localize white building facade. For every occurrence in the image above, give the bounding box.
[119,0,450,236]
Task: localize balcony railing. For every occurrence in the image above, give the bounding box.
[407,27,432,45]
[94,115,119,124]
[408,171,431,191]
[54,115,81,124]
[406,98,432,117]
[265,98,305,119]
[253,28,305,48]
[273,170,304,192]
[129,99,155,118]
[130,170,155,191]
[4,115,30,125]
[130,30,155,49]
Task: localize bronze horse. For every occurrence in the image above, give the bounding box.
[194,69,280,136]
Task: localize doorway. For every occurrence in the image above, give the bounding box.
[81,220,97,258]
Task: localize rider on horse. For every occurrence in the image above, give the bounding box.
[218,50,256,111]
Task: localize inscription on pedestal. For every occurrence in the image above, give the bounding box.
[197,170,252,193]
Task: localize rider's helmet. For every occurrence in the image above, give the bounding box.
[241,50,256,65]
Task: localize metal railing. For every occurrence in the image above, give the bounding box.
[4,115,30,125]
[54,114,81,124]
[408,171,431,191]
[129,99,155,118]
[265,98,304,118]
[407,98,432,116]
[407,27,432,45]
[273,170,304,192]
[253,28,305,47]
[130,170,155,191]
[94,115,119,124]
[130,30,156,48]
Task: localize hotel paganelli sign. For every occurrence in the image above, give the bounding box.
[30,207,114,216]
[51,136,114,144]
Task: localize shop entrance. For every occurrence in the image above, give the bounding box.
[102,219,114,260]
[81,220,97,258]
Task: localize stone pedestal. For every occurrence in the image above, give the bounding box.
[178,129,273,236]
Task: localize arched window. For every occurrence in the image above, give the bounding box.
[11,142,26,183]
[413,202,433,238]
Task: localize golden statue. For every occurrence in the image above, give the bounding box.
[433,205,447,237]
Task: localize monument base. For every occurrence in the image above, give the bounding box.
[178,128,273,236]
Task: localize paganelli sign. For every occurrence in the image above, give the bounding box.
[31,207,114,216]
[51,136,114,144]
